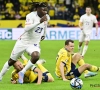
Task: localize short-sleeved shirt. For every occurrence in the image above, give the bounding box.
[55,48,72,77]
[11,69,38,83]
[80,14,98,34]
[11,60,38,83]
[20,11,50,44]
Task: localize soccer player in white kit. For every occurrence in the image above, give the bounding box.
[0,2,50,84]
[78,7,98,57]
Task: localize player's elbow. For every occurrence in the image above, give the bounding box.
[95,23,98,27]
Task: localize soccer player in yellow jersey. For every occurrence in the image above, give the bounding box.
[11,54,54,84]
[55,39,99,81]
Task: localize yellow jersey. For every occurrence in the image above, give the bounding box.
[11,60,38,83]
[55,48,72,77]
[11,69,38,83]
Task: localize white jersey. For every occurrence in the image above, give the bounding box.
[19,11,50,44]
[80,14,97,34]
[10,12,50,60]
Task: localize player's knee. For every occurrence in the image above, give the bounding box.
[8,58,16,66]
[31,51,40,64]
[83,63,90,69]
[73,53,81,60]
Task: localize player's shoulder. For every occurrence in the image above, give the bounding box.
[59,48,65,52]
[26,11,37,18]
[59,48,67,55]
[81,14,86,18]
[90,14,96,18]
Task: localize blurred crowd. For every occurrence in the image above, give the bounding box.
[0,0,100,27]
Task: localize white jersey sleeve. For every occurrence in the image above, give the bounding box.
[46,14,50,22]
[43,14,50,36]
[79,15,83,23]
[24,13,40,32]
[93,16,98,23]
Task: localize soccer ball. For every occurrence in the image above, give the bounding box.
[70,77,83,90]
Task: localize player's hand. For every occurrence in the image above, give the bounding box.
[40,15,47,23]
[11,80,17,84]
[80,27,83,30]
[35,82,41,85]
[41,36,45,41]
[63,78,69,81]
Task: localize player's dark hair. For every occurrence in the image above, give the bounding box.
[86,6,91,9]
[65,39,74,45]
[33,2,47,8]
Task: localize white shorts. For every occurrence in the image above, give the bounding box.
[79,31,91,42]
[10,39,40,61]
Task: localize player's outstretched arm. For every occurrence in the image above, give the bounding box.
[59,62,69,81]
[11,72,18,84]
[24,15,40,32]
[25,15,48,32]
[41,15,50,41]
[79,22,83,30]
[11,79,17,84]
[34,68,42,85]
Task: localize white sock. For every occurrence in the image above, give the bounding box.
[78,45,82,54]
[82,45,88,56]
[21,54,28,61]
[0,61,10,77]
[21,60,34,74]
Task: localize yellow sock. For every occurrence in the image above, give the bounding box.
[77,58,85,66]
[37,64,54,81]
[90,65,99,72]
[78,58,89,74]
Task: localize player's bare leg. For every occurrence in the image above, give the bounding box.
[18,51,40,84]
[78,64,99,78]
[72,53,97,78]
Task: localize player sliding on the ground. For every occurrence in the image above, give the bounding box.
[55,39,99,81]
[11,55,54,84]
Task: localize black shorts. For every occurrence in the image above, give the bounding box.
[65,63,81,80]
[33,71,49,82]
[42,71,49,82]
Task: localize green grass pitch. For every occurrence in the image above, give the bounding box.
[0,40,100,90]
